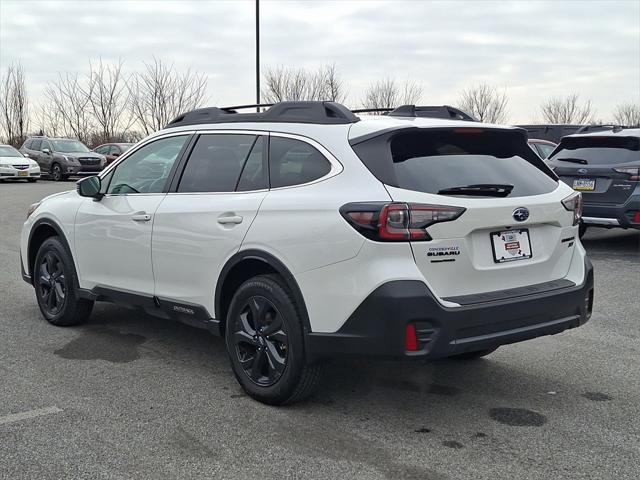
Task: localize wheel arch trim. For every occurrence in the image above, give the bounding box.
[215,249,312,335]
[27,218,79,289]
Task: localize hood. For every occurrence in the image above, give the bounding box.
[60,151,103,159]
[0,155,38,166]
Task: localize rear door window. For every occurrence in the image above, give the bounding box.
[269,137,331,188]
[550,136,640,165]
[31,139,42,150]
[178,134,258,193]
[352,129,557,198]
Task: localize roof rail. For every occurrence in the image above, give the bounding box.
[165,101,360,128]
[388,105,478,122]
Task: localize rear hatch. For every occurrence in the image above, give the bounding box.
[548,135,640,205]
[351,126,578,299]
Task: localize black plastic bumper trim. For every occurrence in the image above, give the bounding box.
[306,257,594,361]
[443,278,576,306]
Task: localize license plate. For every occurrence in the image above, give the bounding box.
[573,178,595,191]
[491,229,532,263]
[18,170,28,177]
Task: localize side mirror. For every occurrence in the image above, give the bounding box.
[23,153,30,158]
[113,152,121,157]
[42,148,51,154]
[77,176,102,199]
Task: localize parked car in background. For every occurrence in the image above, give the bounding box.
[93,143,134,165]
[20,136,106,181]
[528,138,557,159]
[0,144,40,182]
[547,128,640,237]
[518,124,631,144]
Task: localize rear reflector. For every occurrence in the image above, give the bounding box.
[633,212,640,224]
[405,324,419,351]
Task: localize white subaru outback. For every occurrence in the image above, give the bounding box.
[21,102,594,405]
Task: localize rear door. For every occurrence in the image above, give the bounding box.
[352,127,576,298]
[152,132,268,313]
[548,135,640,205]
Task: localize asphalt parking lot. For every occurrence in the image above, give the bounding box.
[1,180,639,480]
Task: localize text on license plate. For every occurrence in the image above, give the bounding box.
[490,229,532,263]
[573,179,595,191]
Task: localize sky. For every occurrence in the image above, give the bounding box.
[0,0,639,123]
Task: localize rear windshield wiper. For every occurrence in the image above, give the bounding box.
[437,184,514,197]
[556,157,588,165]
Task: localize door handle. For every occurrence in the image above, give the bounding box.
[132,213,152,222]
[217,215,243,225]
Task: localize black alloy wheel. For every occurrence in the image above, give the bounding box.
[231,295,288,386]
[36,251,67,316]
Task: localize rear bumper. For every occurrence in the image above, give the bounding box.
[306,257,594,361]
[582,194,640,229]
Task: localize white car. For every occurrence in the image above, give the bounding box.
[20,102,594,405]
[0,144,40,182]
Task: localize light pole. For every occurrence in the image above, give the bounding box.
[256,0,260,111]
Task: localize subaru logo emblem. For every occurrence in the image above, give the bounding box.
[577,168,588,175]
[513,207,529,222]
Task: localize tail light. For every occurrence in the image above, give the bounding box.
[613,166,640,181]
[561,192,582,226]
[340,202,466,241]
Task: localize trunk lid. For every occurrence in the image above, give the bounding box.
[386,185,576,299]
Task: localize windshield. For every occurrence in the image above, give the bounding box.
[550,136,640,165]
[51,139,90,153]
[0,145,23,157]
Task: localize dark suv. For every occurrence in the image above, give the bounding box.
[547,129,640,236]
[20,137,106,181]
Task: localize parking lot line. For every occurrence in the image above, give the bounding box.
[0,406,62,426]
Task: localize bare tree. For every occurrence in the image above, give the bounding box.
[88,59,132,144]
[33,100,63,138]
[262,64,347,103]
[457,83,509,123]
[612,102,640,126]
[45,72,93,142]
[128,57,207,135]
[0,61,29,146]
[360,78,423,113]
[540,93,593,124]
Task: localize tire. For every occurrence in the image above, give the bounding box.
[33,236,93,326]
[578,223,588,239]
[51,163,63,181]
[450,347,498,360]
[225,274,322,405]
[27,178,37,183]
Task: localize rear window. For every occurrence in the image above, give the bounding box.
[550,136,640,165]
[352,129,557,198]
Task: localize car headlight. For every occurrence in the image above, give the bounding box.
[27,202,41,218]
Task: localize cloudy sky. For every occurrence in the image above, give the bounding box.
[1,0,638,123]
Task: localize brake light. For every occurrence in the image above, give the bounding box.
[341,202,466,241]
[613,166,640,181]
[561,192,582,226]
[633,212,640,224]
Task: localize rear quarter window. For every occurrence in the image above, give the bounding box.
[269,137,331,188]
[352,128,558,198]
